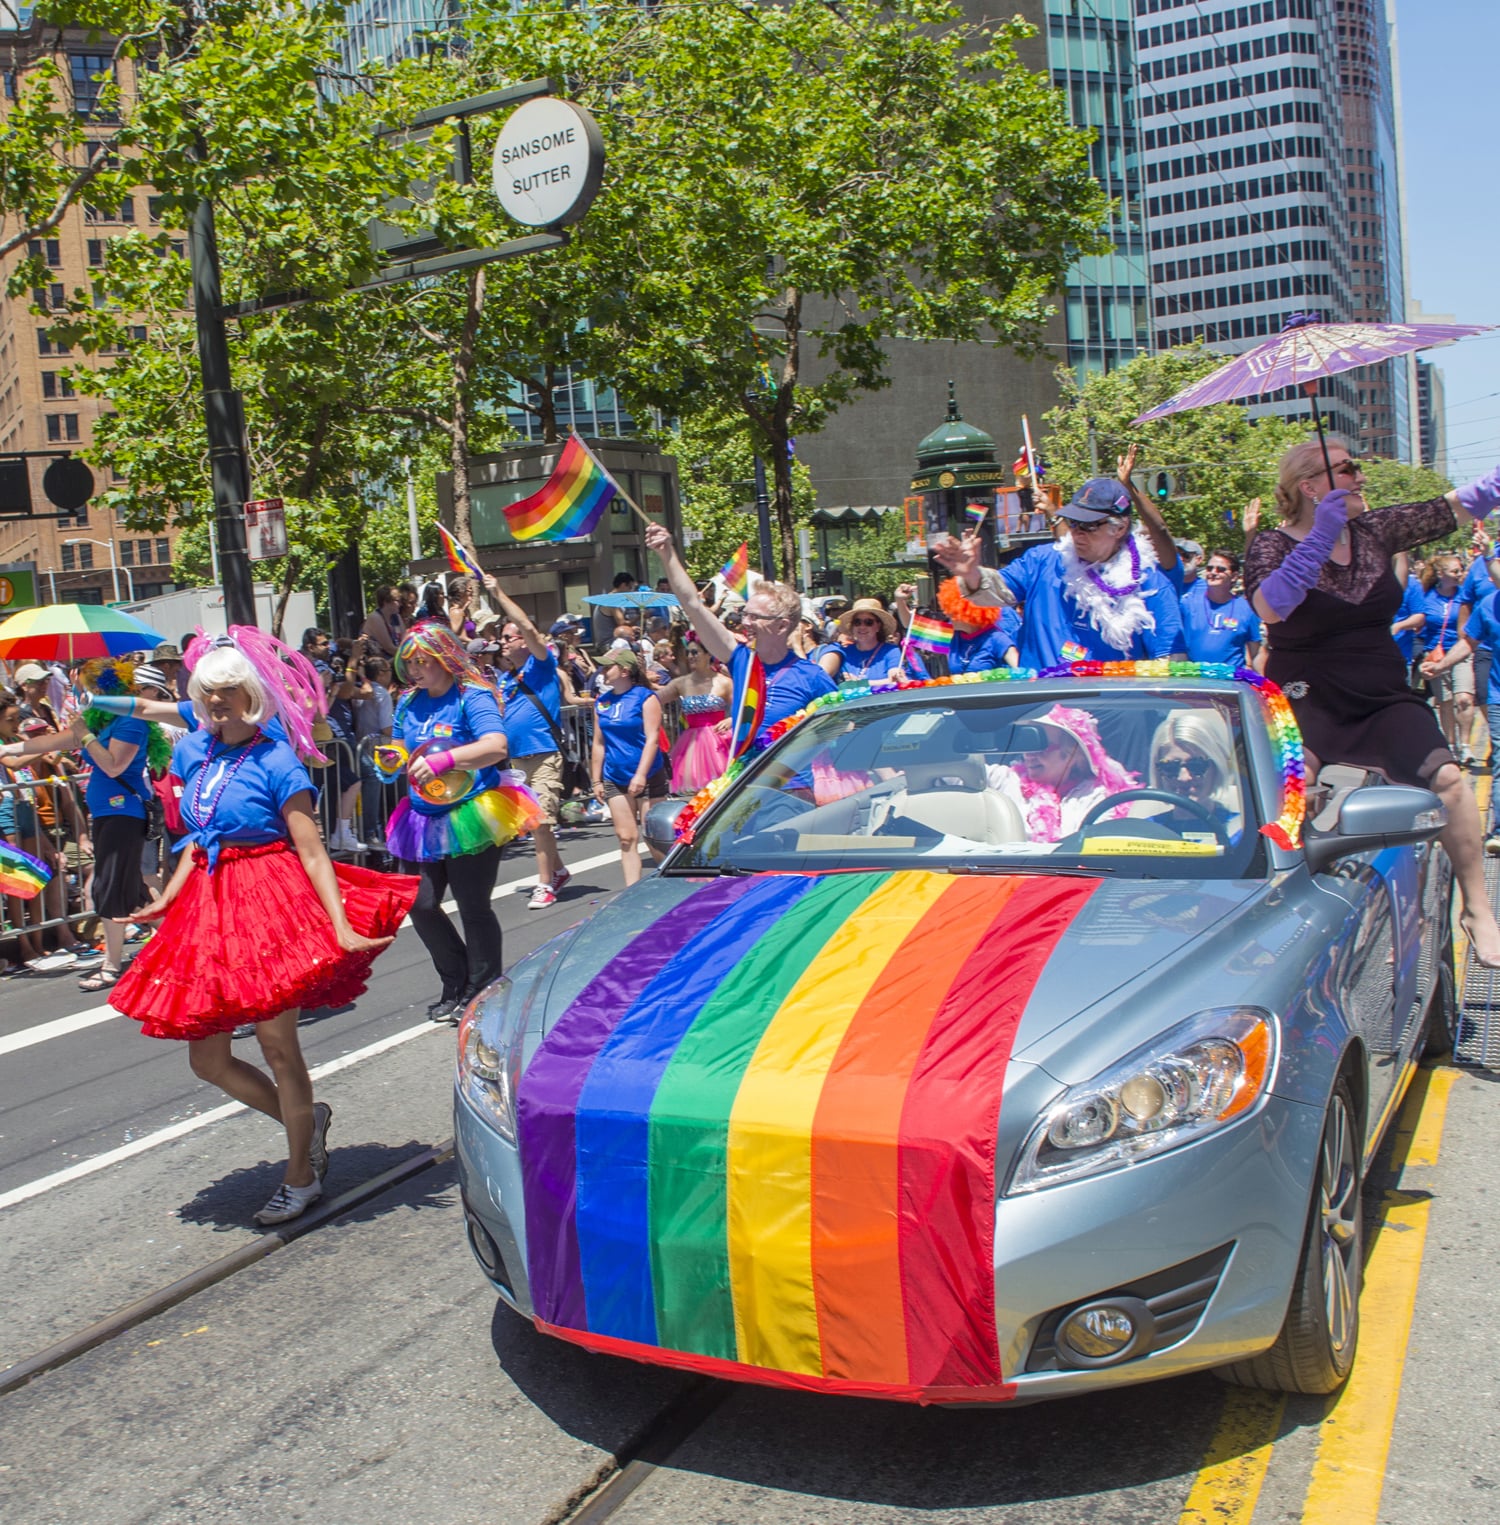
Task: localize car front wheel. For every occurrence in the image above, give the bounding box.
[1219,1077,1363,1395]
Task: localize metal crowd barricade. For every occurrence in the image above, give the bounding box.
[0,764,94,952]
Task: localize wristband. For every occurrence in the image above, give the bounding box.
[426,749,455,775]
[79,731,97,749]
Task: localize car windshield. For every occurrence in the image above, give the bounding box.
[670,687,1268,880]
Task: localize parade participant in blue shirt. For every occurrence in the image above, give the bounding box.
[1426,586,1500,843]
[928,571,1020,673]
[592,648,667,889]
[937,478,1182,670]
[1391,574,1425,667]
[106,630,416,1228]
[645,523,835,741]
[817,599,925,683]
[1176,548,1263,666]
[1420,554,1475,760]
[484,571,570,911]
[386,623,540,1024]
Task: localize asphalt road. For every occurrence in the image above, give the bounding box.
[0,826,1497,1525]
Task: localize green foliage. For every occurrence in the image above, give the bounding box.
[1360,459,1453,510]
[826,511,911,600]
[1042,344,1309,548]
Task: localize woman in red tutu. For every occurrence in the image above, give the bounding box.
[110,629,418,1227]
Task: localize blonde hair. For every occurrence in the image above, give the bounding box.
[187,645,272,728]
[747,580,803,622]
[1150,708,1240,817]
[1274,440,1335,521]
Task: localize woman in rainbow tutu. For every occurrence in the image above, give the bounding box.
[655,634,732,793]
[381,625,541,1024]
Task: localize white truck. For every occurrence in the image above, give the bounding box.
[119,583,319,646]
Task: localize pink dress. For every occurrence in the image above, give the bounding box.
[671,692,730,793]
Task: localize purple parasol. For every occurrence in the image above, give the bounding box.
[1134,314,1493,425]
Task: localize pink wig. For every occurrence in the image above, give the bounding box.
[184,624,329,765]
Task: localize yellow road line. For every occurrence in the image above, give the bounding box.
[1299,1064,1459,1525]
[1176,1389,1285,1525]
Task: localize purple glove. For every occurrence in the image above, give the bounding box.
[1455,465,1500,519]
[1257,489,1351,619]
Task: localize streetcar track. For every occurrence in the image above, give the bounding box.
[0,1137,455,1398]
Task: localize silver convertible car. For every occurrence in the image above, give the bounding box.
[454,671,1454,1406]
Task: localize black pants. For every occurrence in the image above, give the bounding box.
[401,845,503,1000]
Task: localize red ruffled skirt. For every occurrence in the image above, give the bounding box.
[110,841,419,1040]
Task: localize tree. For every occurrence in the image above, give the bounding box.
[826,510,911,601]
[1041,343,1309,549]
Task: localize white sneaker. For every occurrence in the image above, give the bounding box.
[253,1180,322,1227]
[329,823,361,853]
[1486,835,1500,856]
[527,883,557,910]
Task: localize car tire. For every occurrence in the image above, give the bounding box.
[1421,880,1458,1059]
[1219,1076,1363,1395]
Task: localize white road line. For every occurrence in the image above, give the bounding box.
[0,843,633,1060]
[0,1021,446,1211]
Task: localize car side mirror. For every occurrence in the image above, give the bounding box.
[1302,784,1446,876]
[643,798,688,855]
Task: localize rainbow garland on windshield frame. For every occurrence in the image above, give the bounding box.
[672,659,1307,851]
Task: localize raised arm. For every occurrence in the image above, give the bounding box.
[1117,445,1180,576]
[645,524,736,665]
[482,572,549,662]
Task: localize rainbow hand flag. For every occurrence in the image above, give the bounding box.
[720,542,751,599]
[437,524,484,580]
[727,643,766,760]
[965,502,988,528]
[503,435,618,543]
[906,613,953,654]
[0,841,51,899]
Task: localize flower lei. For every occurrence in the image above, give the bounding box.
[673,659,1306,850]
[937,577,1002,631]
[1058,530,1159,652]
[1084,533,1143,596]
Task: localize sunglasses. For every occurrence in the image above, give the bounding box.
[1324,459,1363,479]
[1157,755,1215,779]
[850,617,881,628]
[1206,563,1235,575]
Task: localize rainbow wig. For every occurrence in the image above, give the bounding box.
[394,622,500,699]
[183,625,330,766]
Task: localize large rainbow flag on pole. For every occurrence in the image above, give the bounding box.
[503,435,619,543]
[720,542,751,599]
[437,524,484,580]
[726,643,766,760]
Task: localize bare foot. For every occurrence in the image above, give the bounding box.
[1460,911,1500,969]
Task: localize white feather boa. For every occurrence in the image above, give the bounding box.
[1057,529,1159,653]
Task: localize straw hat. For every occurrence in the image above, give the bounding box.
[835,598,897,641]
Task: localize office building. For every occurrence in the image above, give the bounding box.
[0,17,178,604]
[1044,0,1153,379]
[1414,358,1446,477]
[1137,0,1360,445]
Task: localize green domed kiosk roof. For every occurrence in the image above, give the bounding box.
[914,382,997,469]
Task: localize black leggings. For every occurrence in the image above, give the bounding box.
[400,845,503,1000]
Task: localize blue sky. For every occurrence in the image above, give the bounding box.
[1395,0,1500,478]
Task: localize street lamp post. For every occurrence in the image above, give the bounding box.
[62,538,133,603]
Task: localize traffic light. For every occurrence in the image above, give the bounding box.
[1149,470,1175,503]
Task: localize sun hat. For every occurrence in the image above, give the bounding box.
[151,643,184,663]
[836,598,898,641]
[1057,477,1133,525]
[549,614,586,636]
[132,663,171,694]
[12,662,48,684]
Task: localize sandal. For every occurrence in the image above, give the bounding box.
[78,967,120,991]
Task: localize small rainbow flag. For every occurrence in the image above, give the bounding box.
[727,643,766,760]
[437,524,484,581]
[503,435,618,543]
[720,542,750,599]
[965,502,988,528]
[0,841,51,899]
[906,613,954,654]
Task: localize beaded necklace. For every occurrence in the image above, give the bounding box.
[190,730,263,825]
[1084,534,1144,597]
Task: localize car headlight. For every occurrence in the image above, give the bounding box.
[1006,1007,1277,1194]
[457,978,524,1144]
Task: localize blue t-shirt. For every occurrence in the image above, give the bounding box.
[594,685,665,786]
[1176,583,1263,665]
[397,682,505,810]
[948,613,1019,675]
[1463,593,1500,704]
[174,729,316,868]
[496,652,562,758]
[1420,587,1465,655]
[1392,575,1425,662]
[999,543,1182,668]
[1460,557,1497,611]
[759,651,836,739]
[86,716,151,820]
[827,641,925,683]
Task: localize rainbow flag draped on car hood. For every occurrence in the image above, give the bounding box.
[516,869,1098,1402]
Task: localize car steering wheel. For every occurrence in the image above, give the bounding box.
[1075,788,1233,849]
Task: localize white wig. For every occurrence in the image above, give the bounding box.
[187,645,272,729]
[1150,708,1240,816]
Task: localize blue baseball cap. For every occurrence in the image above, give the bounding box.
[1058,477,1133,524]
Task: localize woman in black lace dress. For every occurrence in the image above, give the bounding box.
[1244,439,1500,965]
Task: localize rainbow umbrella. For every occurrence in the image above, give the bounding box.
[0,603,166,661]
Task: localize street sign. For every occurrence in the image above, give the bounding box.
[244,497,288,561]
[0,562,38,612]
[492,97,605,229]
